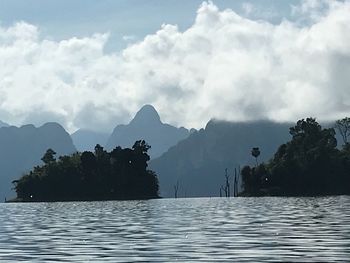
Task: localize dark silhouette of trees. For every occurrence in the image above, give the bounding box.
[241,164,265,195]
[12,141,159,202]
[233,168,239,197]
[241,165,251,191]
[241,118,350,196]
[41,149,56,164]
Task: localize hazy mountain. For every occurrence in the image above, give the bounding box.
[105,105,190,158]
[0,122,76,199]
[71,129,110,152]
[149,120,292,198]
[0,121,9,127]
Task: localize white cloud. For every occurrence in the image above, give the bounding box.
[1,1,350,132]
[292,0,330,15]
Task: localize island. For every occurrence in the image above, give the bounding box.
[11,140,159,202]
[240,118,350,196]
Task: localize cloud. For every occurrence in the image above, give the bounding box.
[122,35,137,42]
[1,1,350,132]
[241,1,279,20]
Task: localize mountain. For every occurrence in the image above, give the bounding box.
[71,129,110,152]
[105,105,190,158]
[0,121,9,127]
[149,120,292,198]
[0,122,76,200]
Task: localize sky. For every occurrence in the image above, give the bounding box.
[0,0,349,132]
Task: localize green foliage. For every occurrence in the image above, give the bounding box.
[241,118,350,196]
[13,141,159,201]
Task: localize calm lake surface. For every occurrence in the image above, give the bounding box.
[0,196,350,262]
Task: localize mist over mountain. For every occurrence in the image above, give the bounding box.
[0,121,9,127]
[71,129,110,152]
[149,120,292,198]
[105,105,189,158]
[0,122,76,199]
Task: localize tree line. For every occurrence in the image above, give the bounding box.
[241,118,350,196]
[12,140,159,201]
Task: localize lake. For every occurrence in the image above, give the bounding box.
[0,196,349,262]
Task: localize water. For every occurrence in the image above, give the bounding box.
[0,196,350,262]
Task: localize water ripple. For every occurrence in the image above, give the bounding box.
[0,196,350,262]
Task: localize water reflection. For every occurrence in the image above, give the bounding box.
[0,197,350,262]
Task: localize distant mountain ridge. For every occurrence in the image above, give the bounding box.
[105,105,190,158]
[71,129,110,152]
[149,120,292,198]
[0,122,76,199]
[0,120,9,127]
[2,112,344,201]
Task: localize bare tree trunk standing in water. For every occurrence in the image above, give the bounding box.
[220,185,227,197]
[219,169,230,197]
[225,168,230,197]
[233,168,238,197]
[174,180,179,198]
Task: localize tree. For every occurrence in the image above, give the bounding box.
[220,168,231,197]
[132,140,151,154]
[269,118,338,195]
[241,165,264,195]
[241,166,252,193]
[289,118,321,138]
[13,141,160,202]
[94,144,106,159]
[174,180,179,198]
[81,151,97,174]
[335,117,350,145]
[251,147,260,166]
[233,167,239,197]
[41,149,56,164]
[224,168,230,197]
[132,140,151,171]
[242,118,349,196]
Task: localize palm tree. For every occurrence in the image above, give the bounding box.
[251,147,260,167]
